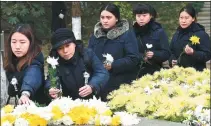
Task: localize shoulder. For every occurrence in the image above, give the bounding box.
[30,52,44,67]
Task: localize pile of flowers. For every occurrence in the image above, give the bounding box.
[108,66,210,126]
[1,97,140,126]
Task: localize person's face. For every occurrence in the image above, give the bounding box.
[179,11,195,29]
[57,42,76,60]
[100,10,117,29]
[136,13,152,26]
[11,32,30,58]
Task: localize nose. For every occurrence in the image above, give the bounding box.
[63,47,68,53]
[15,43,21,50]
[103,18,108,23]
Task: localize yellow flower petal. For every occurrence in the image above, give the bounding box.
[189,35,200,45]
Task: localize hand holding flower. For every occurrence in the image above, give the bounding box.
[172,60,177,67]
[184,45,194,55]
[146,51,154,59]
[104,63,112,70]
[79,85,93,97]
[49,88,60,99]
[178,35,200,64]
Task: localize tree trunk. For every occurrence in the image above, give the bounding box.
[1,53,9,107]
[72,2,81,40]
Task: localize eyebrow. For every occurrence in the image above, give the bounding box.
[11,39,26,41]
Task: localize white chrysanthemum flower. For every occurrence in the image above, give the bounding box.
[50,118,63,125]
[194,105,203,117]
[146,43,153,49]
[61,115,73,125]
[144,86,152,95]
[48,97,75,114]
[13,104,28,116]
[99,115,112,125]
[1,110,5,117]
[15,118,29,126]
[183,84,189,89]
[86,97,110,114]
[102,53,114,65]
[46,56,59,69]
[114,112,141,125]
[11,77,18,85]
[2,121,12,126]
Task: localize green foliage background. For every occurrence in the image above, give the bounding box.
[1,1,204,44]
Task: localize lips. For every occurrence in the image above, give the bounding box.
[15,51,22,54]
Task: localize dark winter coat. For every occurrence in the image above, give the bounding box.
[88,19,140,101]
[133,20,171,77]
[169,22,211,71]
[6,52,49,104]
[46,48,109,100]
[51,1,66,32]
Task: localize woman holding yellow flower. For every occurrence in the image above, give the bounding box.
[169,4,211,71]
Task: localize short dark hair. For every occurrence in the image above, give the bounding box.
[100,3,120,21]
[179,4,197,22]
[133,3,157,20]
[3,24,41,72]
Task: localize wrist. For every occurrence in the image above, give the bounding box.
[21,91,30,97]
[89,85,97,95]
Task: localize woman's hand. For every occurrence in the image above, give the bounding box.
[184,45,194,55]
[79,85,93,97]
[19,95,30,105]
[172,60,177,67]
[104,64,112,70]
[146,51,154,59]
[49,88,60,99]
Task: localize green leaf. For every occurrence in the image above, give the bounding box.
[8,17,19,25]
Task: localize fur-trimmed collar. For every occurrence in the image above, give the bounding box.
[94,19,129,39]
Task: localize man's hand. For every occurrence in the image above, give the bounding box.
[79,85,93,97]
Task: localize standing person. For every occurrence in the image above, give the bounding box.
[133,4,171,78]
[47,28,109,100]
[169,4,211,71]
[51,1,66,32]
[3,24,49,105]
[88,3,140,101]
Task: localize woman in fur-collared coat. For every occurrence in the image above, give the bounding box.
[88,3,140,101]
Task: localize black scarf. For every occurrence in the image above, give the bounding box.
[134,19,153,36]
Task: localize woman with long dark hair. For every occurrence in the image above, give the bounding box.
[3,24,49,105]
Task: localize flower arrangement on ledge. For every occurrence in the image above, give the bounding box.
[1,97,140,126]
[108,66,210,126]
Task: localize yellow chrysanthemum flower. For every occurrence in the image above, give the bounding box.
[2,105,14,113]
[111,115,120,126]
[102,109,113,116]
[1,114,16,124]
[52,106,64,121]
[27,114,47,126]
[68,105,97,125]
[189,35,200,45]
[94,116,101,126]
